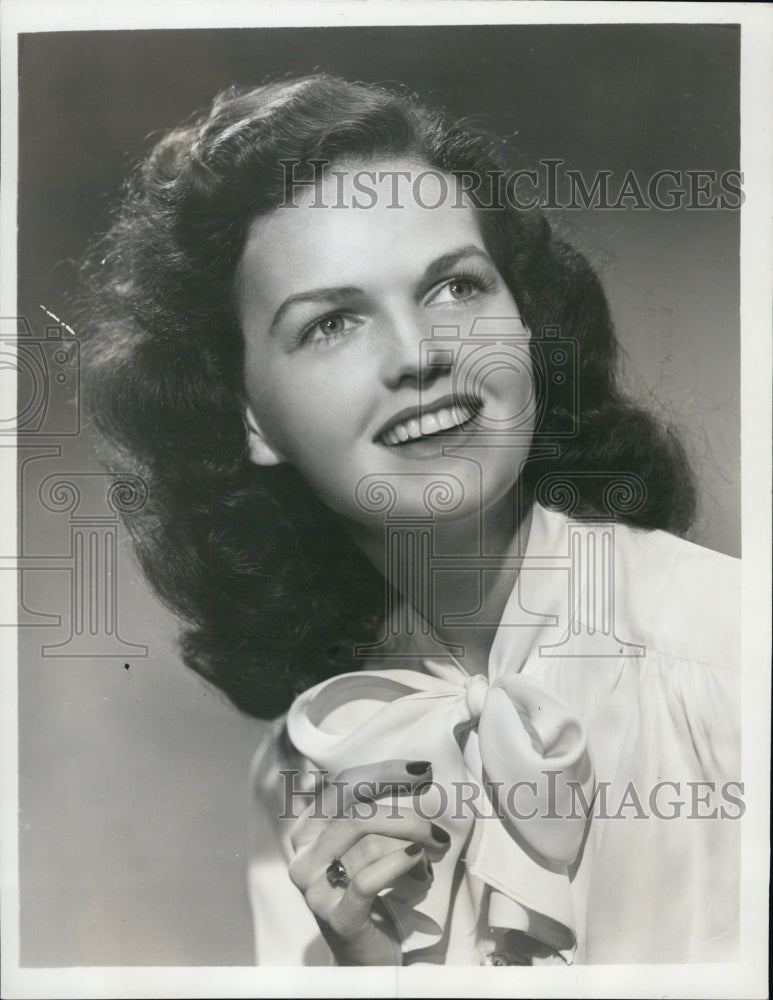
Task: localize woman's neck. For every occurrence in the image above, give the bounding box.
[347,485,534,676]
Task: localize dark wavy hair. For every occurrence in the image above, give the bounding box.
[79,74,696,719]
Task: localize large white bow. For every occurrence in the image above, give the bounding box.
[287,658,594,958]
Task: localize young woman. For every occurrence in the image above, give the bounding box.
[82,75,740,966]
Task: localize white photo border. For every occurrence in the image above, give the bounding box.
[1,2,770,998]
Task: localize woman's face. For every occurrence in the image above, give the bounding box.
[236,159,536,533]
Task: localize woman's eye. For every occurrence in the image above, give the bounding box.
[450,279,474,299]
[427,273,493,307]
[300,313,361,346]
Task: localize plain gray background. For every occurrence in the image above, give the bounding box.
[16,23,740,965]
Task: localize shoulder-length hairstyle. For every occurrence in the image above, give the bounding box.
[80,74,695,718]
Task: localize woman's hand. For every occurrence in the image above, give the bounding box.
[288,759,450,965]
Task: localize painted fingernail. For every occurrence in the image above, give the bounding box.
[406,761,431,775]
[405,841,423,856]
[431,823,450,843]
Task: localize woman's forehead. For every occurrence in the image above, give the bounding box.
[236,160,487,308]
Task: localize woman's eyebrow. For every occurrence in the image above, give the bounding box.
[420,244,494,285]
[269,286,363,335]
[269,244,494,334]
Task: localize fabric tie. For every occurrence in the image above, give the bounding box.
[287,658,594,959]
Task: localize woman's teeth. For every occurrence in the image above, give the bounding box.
[381,402,476,446]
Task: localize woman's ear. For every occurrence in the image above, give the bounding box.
[244,406,285,467]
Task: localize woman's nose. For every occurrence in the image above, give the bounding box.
[378,310,451,389]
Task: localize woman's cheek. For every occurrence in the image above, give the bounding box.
[281,393,355,470]
[478,362,536,434]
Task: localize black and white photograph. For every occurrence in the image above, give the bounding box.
[1,2,770,997]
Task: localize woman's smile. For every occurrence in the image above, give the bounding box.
[375,393,481,448]
[236,158,535,526]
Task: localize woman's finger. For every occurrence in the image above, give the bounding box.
[288,802,449,890]
[313,843,427,937]
[291,758,433,848]
[333,759,433,812]
[338,831,433,890]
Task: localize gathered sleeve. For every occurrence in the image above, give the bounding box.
[247,720,334,966]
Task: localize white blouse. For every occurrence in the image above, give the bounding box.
[247,502,741,965]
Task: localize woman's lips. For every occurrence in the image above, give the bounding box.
[377,397,480,446]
